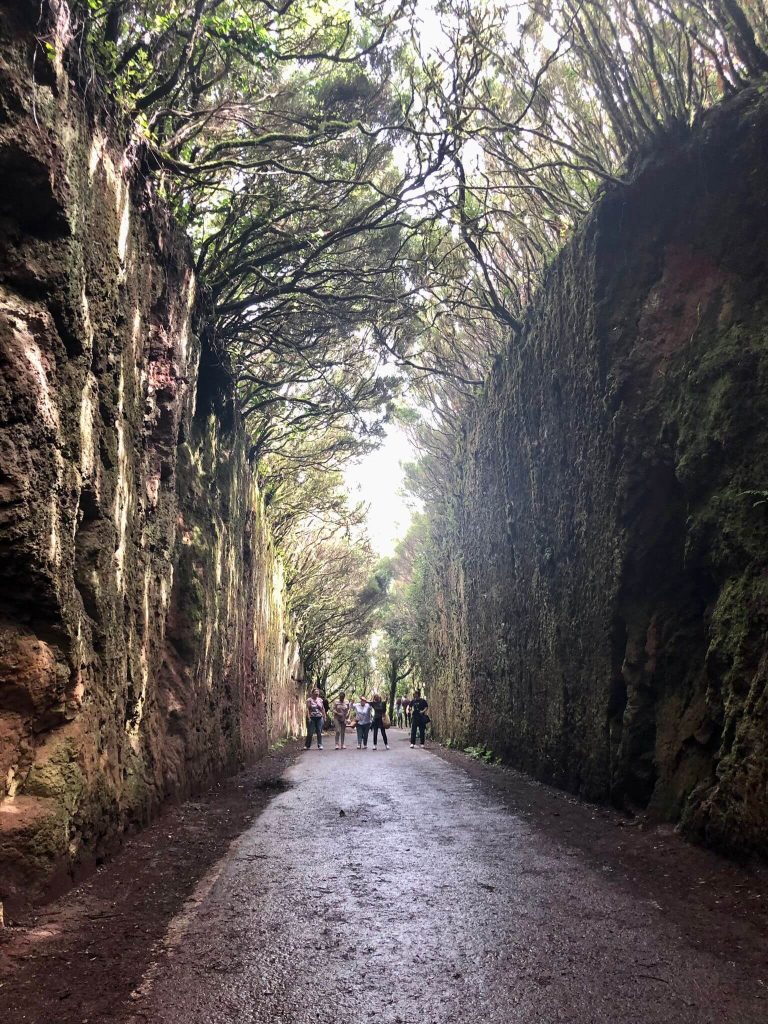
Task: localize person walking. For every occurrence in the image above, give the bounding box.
[350,695,373,750]
[305,687,325,750]
[395,697,404,728]
[403,699,412,728]
[370,692,389,750]
[409,690,429,748]
[333,692,350,750]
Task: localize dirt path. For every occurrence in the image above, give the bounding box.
[0,744,302,1024]
[2,732,767,1023]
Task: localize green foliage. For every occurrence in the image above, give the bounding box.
[388,0,768,733]
[58,0,768,692]
[67,0,416,486]
[283,514,389,686]
[464,744,497,764]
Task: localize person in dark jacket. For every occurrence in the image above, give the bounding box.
[409,690,429,748]
[370,692,389,750]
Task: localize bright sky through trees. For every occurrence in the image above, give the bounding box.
[344,423,416,556]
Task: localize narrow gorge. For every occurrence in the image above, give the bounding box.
[2,3,768,1021]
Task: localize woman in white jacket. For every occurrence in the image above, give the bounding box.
[349,696,373,750]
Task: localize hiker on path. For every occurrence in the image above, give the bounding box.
[395,697,404,728]
[410,690,429,748]
[403,699,412,727]
[370,692,389,750]
[333,692,350,750]
[305,687,326,750]
[350,696,373,750]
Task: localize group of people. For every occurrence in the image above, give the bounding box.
[392,696,420,728]
[304,688,430,751]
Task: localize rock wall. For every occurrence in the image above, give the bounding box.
[0,1,302,911]
[422,88,768,855]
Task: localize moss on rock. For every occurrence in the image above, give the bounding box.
[419,86,768,856]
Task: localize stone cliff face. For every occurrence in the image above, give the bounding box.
[0,2,302,910]
[422,88,768,855]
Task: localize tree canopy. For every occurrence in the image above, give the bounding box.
[57,0,768,684]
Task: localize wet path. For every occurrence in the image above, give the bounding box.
[129,733,766,1024]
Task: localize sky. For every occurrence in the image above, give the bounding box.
[344,422,416,557]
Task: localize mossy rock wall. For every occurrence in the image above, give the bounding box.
[422,87,768,855]
[0,1,303,910]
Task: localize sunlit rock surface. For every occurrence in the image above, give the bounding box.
[422,88,768,855]
[0,1,302,910]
